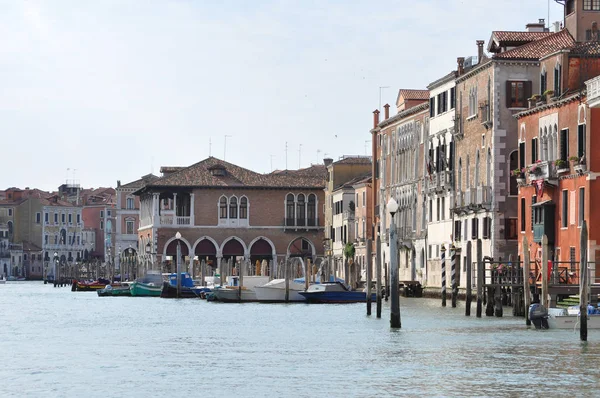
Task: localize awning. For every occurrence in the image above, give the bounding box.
[531,200,553,207]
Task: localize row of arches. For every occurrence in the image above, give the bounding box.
[457,147,492,191]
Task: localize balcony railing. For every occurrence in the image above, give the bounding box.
[586,75,600,108]
[343,210,355,220]
[283,218,320,229]
[477,186,492,205]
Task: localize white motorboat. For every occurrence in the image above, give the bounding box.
[254,278,307,302]
[547,306,600,329]
[212,276,270,302]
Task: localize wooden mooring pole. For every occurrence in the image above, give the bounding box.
[476,239,483,317]
[376,233,382,318]
[284,257,290,303]
[523,236,531,326]
[580,221,588,342]
[366,239,372,316]
[441,245,447,307]
[541,235,549,310]
[465,241,472,316]
[451,244,457,308]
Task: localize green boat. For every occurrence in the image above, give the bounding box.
[129,271,163,297]
[97,282,133,297]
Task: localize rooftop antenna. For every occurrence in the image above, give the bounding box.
[298,144,302,169]
[66,168,70,183]
[379,86,390,113]
[285,142,288,170]
[224,135,232,161]
[209,138,212,157]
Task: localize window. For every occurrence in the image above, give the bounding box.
[562,190,568,228]
[482,217,491,239]
[577,124,586,158]
[450,87,456,109]
[54,213,58,224]
[240,197,248,219]
[429,97,435,117]
[68,213,72,224]
[107,210,111,217]
[36,212,41,224]
[229,196,238,219]
[126,220,134,235]
[505,218,518,240]
[560,129,569,161]
[61,213,65,223]
[362,192,366,207]
[126,198,134,210]
[531,137,538,163]
[296,194,306,226]
[54,235,57,244]
[540,70,547,95]
[583,0,600,11]
[76,236,80,245]
[44,235,48,245]
[100,220,104,230]
[441,197,445,220]
[100,210,104,218]
[286,194,295,225]
[8,209,12,216]
[554,64,562,96]
[471,218,479,239]
[468,87,477,117]
[521,198,526,232]
[220,197,227,219]
[437,93,443,115]
[579,188,585,226]
[307,194,316,226]
[436,198,440,221]
[428,199,432,222]
[77,214,80,224]
[506,81,530,108]
[454,220,462,241]
[44,212,49,223]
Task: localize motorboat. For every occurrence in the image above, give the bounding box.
[97,282,133,297]
[547,305,600,329]
[254,276,345,303]
[129,271,163,297]
[161,273,211,298]
[298,281,377,303]
[72,278,111,292]
[211,276,270,302]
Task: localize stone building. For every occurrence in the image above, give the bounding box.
[134,157,326,277]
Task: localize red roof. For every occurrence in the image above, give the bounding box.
[493,29,574,60]
[397,89,429,101]
[488,31,553,53]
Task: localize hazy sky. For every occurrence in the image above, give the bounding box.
[1,0,564,191]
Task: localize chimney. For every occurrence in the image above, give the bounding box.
[323,158,333,167]
[526,19,546,32]
[117,180,121,188]
[373,109,380,128]
[476,40,485,64]
[383,104,390,120]
[457,57,465,76]
[553,21,561,33]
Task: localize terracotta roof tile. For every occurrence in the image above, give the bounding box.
[493,29,574,60]
[334,156,372,166]
[397,89,430,101]
[492,31,553,43]
[142,157,326,189]
[569,40,600,56]
[119,174,159,189]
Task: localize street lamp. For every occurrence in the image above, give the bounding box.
[387,197,401,328]
[53,252,58,284]
[175,231,182,298]
[145,241,151,273]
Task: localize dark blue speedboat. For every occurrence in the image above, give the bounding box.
[298,281,376,303]
[161,273,211,298]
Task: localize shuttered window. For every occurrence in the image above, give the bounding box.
[506,80,531,108]
[560,128,569,161]
[577,124,586,158]
[471,218,479,239]
[519,141,525,169]
[521,198,526,232]
[450,87,456,109]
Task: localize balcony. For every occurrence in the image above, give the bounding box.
[528,160,557,182]
[586,75,600,108]
[283,218,320,230]
[477,186,492,206]
[343,210,355,221]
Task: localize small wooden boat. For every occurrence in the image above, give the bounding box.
[212,276,270,302]
[299,281,376,303]
[129,271,163,297]
[97,282,133,297]
[547,306,600,329]
[72,278,111,292]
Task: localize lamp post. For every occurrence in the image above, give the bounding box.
[175,231,182,298]
[127,247,133,280]
[145,241,151,273]
[387,197,401,328]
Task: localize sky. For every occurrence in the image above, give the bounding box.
[0,0,565,192]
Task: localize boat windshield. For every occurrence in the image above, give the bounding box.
[138,272,164,285]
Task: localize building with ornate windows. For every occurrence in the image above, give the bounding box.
[134,157,326,276]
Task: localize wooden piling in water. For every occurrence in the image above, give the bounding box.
[580,221,588,341]
[476,239,483,318]
[376,234,382,318]
[541,235,549,310]
[523,236,531,326]
[366,239,372,316]
[466,241,472,316]
[441,245,447,307]
[451,244,457,308]
[284,258,290,303]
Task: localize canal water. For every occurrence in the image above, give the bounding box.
[1,282,599,397]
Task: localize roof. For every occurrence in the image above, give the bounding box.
[488,31,553,53]
[569,40,600,56]
[396,89,430,104]
[119,174,159,189]
[138,157,326,190]
[427,70,457,90]
[40,195,78,207]
[337,173,372,190]
[378,101,429,129]
[160,166,185,174]
[493,29,575,60]
[333,157,372,166]
[22,241,42,252]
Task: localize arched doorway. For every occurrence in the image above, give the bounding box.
[287,237,315,279]
[194,238,218,275]
[165,239,189,273]
[222,238,244,263]
[249,238,274,275]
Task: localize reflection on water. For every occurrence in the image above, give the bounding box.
[1,282,599,397]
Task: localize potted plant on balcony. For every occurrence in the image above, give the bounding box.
[529,160,542,176]
[554,159,569,174]
[529,94,542,108]
[512,168,526,184]
[570,154,587,173]
[543,89,555,103]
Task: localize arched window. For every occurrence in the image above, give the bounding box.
[239,197,248,219]
[60,229,67,245]
[219,197,228,219]
[458,158,463,191]
[466,156,470,188]
[229,196,238,219]
[307,194,316,226]
[509,150,518,196]
[296,194,306,226]
[286,194,295,226]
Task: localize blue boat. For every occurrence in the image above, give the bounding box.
[298,281,377,303]
[161,273,211,298]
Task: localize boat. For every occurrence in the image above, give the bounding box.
[253,276,346,303]
[298,281,377,303]
[72,278,111,292]
[160,273,211,298]
[547,305,600,329]
[97,282,133,297]
[6,276,26,282]
[211,276,270,302]
[129,271,163,297]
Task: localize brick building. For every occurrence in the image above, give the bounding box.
[134,157,326,276]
